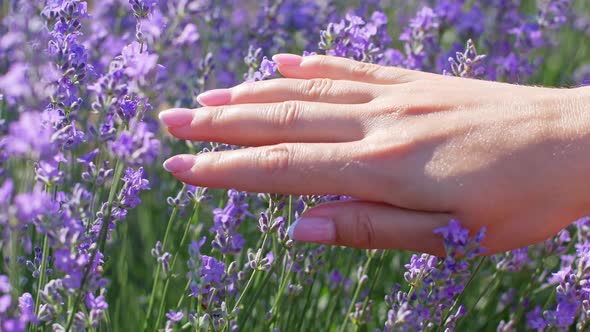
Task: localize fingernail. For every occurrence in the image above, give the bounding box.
[288,217,336,243]
[196,89,231,106]
[158,108,194,127]
[163,155,194,173]
[272,54,303,67]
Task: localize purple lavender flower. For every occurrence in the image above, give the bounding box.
[129,0,159,19]
[121,41,159,85]
[0,1,587,330]
[0,63,30,99]
[382,219,486,331]
[151,241,172,275]
[166,309,183,322]
[201,256,226,285]
[4,112,55,159]
[85,292,108,327]
[117,167,150,209]
[493,247,532,272]
[210,189,250,255]
[400,6,441,70]
[14,185,53,226]
[109,121,160,166]
[445,39,487,78]
[538,0,571,29]
[320,11,388,63]
[174,23,200,46]
[0,276,36,330]
[526,306,547,331]
[118,98,139,122]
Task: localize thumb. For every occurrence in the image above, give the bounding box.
[287,200,450,255]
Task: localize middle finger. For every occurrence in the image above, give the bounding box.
[162,101,368,146]
[196,78,384,106]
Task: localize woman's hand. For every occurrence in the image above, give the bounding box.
[159,54,590,255]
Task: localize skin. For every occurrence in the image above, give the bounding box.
[160,54,590,256]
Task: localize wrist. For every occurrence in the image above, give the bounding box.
[551,86,590,140]
[554,86,590,215]
[575,85,590,100]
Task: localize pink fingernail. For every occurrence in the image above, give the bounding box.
[163,155,194,173]
[196,89,231,106]
[288,217,336,243]
[158,108,194,127]
[272,54,303,66]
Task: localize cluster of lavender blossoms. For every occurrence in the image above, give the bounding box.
[0,0,588,331]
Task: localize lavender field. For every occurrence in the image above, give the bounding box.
[1,0,590,331]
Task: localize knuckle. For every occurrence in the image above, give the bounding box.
[236,81,257,95]
[305,78,334,99]
[390,70,422,84]
[272,101,301,128]
[314,55,330,67]
[208,106,228,128]
[258,144,293,176]
[351,209,376,248]
[350,62,380,79]
[359,134,415,161]
[399,79,431,94]
[352,137,416,189]
[374,100,412,117]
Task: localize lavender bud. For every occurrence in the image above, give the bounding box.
[227,261,237,275]
[287,284,303,296]
[199,314,210,329]
[359,275,369,285]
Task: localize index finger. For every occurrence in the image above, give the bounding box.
[273,54,434,84]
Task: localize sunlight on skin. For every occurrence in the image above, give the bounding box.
[161,54,590,255]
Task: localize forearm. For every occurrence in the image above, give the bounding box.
[554,85,590,218]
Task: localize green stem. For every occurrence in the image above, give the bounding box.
[439,256,487,329]
[266,196,296,328]
[294,278,315,332]
[143,185,186,332]
[33,235,49,318]
[231,234,269,314]
[512,264,545,323]
[265,256,295,330]
[543,289,556,310]
[284,300,295,332]
[326,250,357,329]
[269,252,295,319]
[155,279,171,331]
[237,264,273,329]
[355,251,388,332]
[154,201,200,331]
[466,272,502,317]
[195,293,203,329]
[9,225,18,298]
[338,252,375,332]
[65,158,125,332]
[175,279,192,310]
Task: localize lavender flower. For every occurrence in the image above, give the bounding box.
[445,39,486,78]
[117,166,150,210]
[400,7,441,70]
[320,11,388,63]
[211,189,250,255]
[0,1,587,331]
